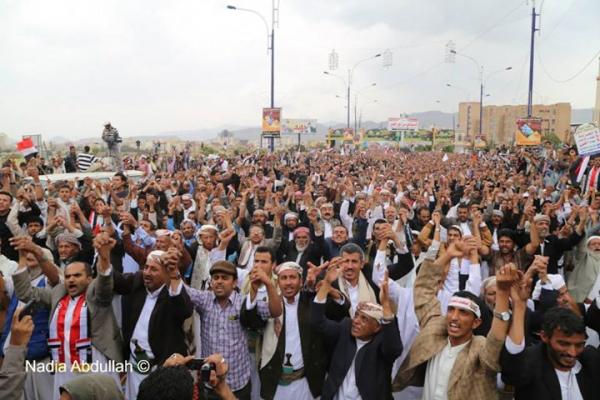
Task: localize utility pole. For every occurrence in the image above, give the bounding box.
[347,74,351,129]
[527,1,539,118]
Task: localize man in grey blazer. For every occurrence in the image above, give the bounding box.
[12,232,123,399]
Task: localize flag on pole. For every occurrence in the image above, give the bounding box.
[16,137,38,158]
[576,156,590,184]
[442,153,449,162]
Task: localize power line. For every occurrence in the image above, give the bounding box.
[459,0,527,51]
[537,0,578,42]
[536,46,600,83]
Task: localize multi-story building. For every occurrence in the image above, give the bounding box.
[457,102,572,146]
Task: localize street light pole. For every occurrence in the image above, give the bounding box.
[479,67,484,150]
[347,73,351,128]
[353,83,376,134]
[227,2,278,152]
[325,54,380,131]
[527,2,539,118]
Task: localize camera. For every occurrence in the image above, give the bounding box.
[201,362,216,382]
[187,359,216,382]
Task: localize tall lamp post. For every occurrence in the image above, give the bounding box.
[324,71,348,127]
[324,53,381,130]
[450,50,511,149]
[227,1,279,152]
[354,83,376,133]
[450,50,482,149]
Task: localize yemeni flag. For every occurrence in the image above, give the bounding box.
[16,137,38,158]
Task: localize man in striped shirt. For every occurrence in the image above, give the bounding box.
[77,146,96,172]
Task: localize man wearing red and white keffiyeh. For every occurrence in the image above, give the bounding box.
[586,158,600,193]
[11,233,123,399]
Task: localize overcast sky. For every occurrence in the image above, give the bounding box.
[0,0,598,139]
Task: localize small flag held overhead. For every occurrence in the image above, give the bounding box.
[442,153,449,162]
[16,137,38,158]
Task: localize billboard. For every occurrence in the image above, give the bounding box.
[388,117,419,131]
[281,119,317,135]
[327,128,355,142]
[363,129,396,142]
[574,123,600,156]
[515,118,542,146]
[262,108,281,137]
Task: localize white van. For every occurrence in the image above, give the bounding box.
[22,170,145,188]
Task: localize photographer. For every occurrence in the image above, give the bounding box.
[102,122,123,171]
[137,352,235,400]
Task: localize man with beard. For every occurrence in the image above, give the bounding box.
[121,225,192,272]
[185,260,282,400]
[187,225,237,355]
[11,233,123,399]
[178,219,197,247]
[501,306,600,399]
[442,203,492,245]
[53,232,93,270]
[278,208,324,276]
[311,265,402,400]
[409,206,432,233]
[481,227,538,275]
[531,209,587,274]
[112,242,193,399]
[281,212,300,246]
[317,203,342,240]
[238,209,282,270]
[569,236,600,303]
[241,261,327,400]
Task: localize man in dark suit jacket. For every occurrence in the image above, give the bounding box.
[241,261,327,400]
[277,226,324,278]
[112,246,193,399]
[530,213,586,274]
[310,268,402,400]
[501,304,600,400]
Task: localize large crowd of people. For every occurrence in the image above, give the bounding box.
[0,141,599,400]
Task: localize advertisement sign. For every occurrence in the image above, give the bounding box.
[574,123,600,156]
[388,117,419,131]
[515,118,542,146]
[363,129,396,142]
[327,128,355,142]
[281,119,317,135]
[262,108,281,137]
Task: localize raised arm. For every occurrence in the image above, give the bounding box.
[10,236,60,287]
[248,265,282,318]
[501,269,534,387]
[91,232,116,307]
[378,271,403,363]
[480,263,517,373]
[310,279,342,342]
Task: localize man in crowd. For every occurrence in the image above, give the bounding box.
[0,236,59,400]
[394,239,518,399]
[11,233,123,398]
[242,261,327,400]
[184,260,282,400]
[2,142,600,399]
[502,304,600,399]
[311,262,403,400]
[76,146,97,172]
[110,236,193,399]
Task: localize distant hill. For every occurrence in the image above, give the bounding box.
[34,108,596,144]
